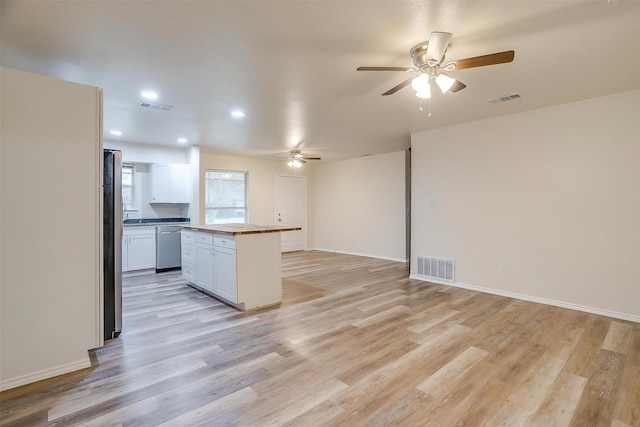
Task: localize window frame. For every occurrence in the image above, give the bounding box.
[204,169,248,225]
[122,163,135,211]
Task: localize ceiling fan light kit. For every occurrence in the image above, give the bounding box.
[412,74,432,99]
[357,31,515,104]
[286,149,321,168]
[435,74,456,93]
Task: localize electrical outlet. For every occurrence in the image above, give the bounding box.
[499,265,508,275]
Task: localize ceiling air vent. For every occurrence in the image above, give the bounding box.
[487,93,522,104]
[138,101,174,111]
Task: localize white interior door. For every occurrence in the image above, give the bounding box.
[276,175,306,252]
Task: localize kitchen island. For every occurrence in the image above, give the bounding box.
[181,224,301,310]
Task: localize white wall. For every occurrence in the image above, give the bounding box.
[199,151,315,247]
[411,90,640,321]
[313,151,407,262]
[0,67,101,390]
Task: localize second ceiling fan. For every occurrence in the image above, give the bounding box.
[357,31,515,98]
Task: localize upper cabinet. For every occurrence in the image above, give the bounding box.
[150,163,191,203]
[170,163,191,203]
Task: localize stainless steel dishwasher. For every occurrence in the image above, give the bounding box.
[156,226,182,271]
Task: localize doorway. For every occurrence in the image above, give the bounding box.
[275,174,306,252]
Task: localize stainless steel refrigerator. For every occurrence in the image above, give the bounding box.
[103,149,123,340]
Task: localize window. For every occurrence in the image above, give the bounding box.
[205,170,247,224]
[122,164,134,210]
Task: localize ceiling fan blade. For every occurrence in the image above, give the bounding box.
[304,157,322,160]
[382,77,414,96]
[426,31,452,63]
[357,66,414,72]
[450,80,467,93]
[453,50,515,70]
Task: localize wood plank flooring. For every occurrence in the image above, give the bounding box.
[1,250,639,426]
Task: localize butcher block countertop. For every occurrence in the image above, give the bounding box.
[182,224,301,236]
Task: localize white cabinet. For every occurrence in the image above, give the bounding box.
[170,164,191,203]
[122,234,129,272]
[214,241,237,303]
[194,232,214,292]
[150,163,191,203]
[181,228,282,310]
[181,230,196,283]
[122,227,156,272]
[182,230,238,303]
[150,164,171,203]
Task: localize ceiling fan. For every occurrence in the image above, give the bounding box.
[287,150,321,168]
[357,31,515,98]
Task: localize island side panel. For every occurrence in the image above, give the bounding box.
[235,232,283,309]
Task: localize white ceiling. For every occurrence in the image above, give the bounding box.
[2,1,639,162]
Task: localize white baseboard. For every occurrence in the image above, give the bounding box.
[409,274,640,324]
[0,357,91,392]
[310,247,408,263]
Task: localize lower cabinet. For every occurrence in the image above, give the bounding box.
[214,246,237,303]
[182,231,238,304]
[122,234,129,272]
[181,228,281,310]
[123,227,156,272]
[195,240,214,293]
[181,230,196,282]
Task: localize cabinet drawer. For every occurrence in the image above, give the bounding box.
[195,232,213,245]
[214,235,236,249]
[182,245,195,262]
[182,261,195,282]
[181,230,195,245]
[124,226,156,236]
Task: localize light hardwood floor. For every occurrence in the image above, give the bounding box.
[1,251,639,426]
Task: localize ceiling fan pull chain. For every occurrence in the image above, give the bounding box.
[428,98,432,117]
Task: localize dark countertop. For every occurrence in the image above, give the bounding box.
[123,218,190,227]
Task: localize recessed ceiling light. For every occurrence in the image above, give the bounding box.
[141,91,159,100]
[177,138,188,144]
[231,110,245,118]
[110,130,122,136]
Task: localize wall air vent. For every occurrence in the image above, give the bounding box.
[487,93,522,104]
[416,256,454,282]
[138,101,174,111]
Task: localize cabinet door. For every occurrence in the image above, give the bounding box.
[214,247,237,303]
[122,234,129,272]
[127,232,156,270]
[150,164,171,203]
[195,244,214,292]
[170,164,191,203]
